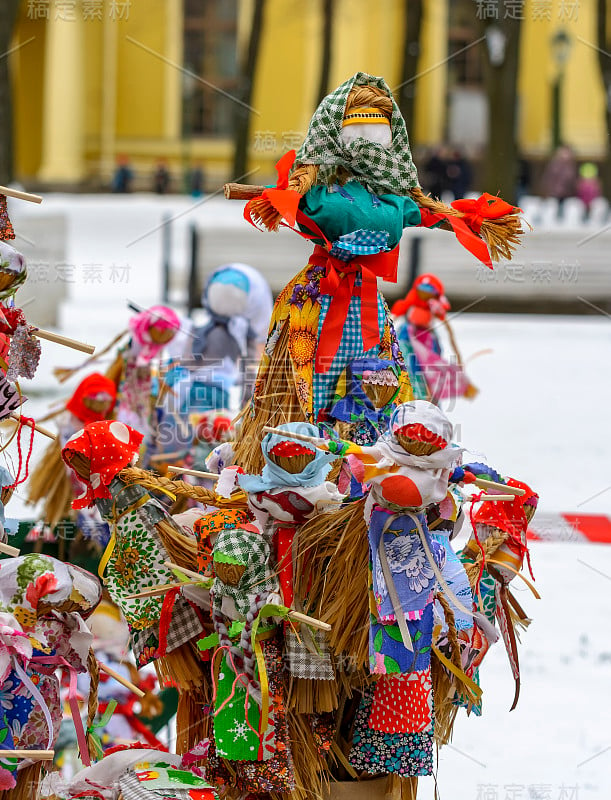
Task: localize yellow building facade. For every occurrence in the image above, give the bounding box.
[10,0,607,188]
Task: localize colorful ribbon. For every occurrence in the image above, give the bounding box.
[86,699,117,759]
[244,150,302,228]
[419,193,520,270]
[158,586,182,658]
[309,243,399,373]
[30,653,91,766]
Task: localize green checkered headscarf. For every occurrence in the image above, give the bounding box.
[295,72,419,195]
[212,527,278,616]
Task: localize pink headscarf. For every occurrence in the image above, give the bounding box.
[128,305,180,364]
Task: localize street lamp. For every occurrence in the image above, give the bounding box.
[550,29,572,151]
[485,24,507,67]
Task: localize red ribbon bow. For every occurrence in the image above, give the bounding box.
[243,151,399,371]
[245,150,302,227]
[420,192,520,269]
[310,244,399,374]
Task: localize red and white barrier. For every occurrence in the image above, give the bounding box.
[528,513,611,544]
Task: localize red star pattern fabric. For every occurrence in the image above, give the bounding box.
[369,670,433,734]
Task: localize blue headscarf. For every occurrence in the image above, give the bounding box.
[329,357,400,438]
[238,422,336,492]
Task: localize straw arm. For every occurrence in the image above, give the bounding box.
[0,541,20,557]
[224,183,266,200]
[167,465,219,481]
[0,749,54,760]
[98,661,145,698]
[32,328,95,355]
[8,414,57,441]
[0,185,42,203]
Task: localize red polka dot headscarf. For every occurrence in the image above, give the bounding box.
[65,372,117,425]
[61,420,143,508]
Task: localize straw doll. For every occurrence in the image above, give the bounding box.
[27,372,117,528]
[237,423,343,706]
[0,554,101,798]
[112,306,181,438]
[458,474,539,710]
[54,306,181,462]
[327,357,402,446]
[289,401,506,791]
[392,273,477,402]
[202,515,297,797]
[61,420,209,752]
[230,72,523,471]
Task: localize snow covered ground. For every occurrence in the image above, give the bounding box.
[4,194,611,798]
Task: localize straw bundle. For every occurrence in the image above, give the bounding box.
[119,466,248,509]
[233,322,305,473]
[267,450,316,474]
[296,499,369,668]
[395,434,442,457]
[462,529,507,587]
[362,381,397,409]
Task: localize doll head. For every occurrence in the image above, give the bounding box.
[211,524,279,617]
[204,267,250,318]
[129,305,181,360]
[266,438,317,474]
[330,357,401,443]
[0,465,13,510]
[62,420,143,508]
[391,273,450,323]
[66,372,117,424]
[0,240,27,298]
[389,401,453,457]
[248,72,421,230]
[239,422,336,492]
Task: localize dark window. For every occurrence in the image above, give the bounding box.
[448,0,484,88]
[182,0,239,137]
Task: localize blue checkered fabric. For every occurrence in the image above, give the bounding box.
[313,286,387,419]
[329,229,390,261]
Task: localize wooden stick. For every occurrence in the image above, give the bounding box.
[163,560,205,583]
[0,541,20,557]
[224,182,266,200]
[474,478,525,496]
[148,451,185,463]
[443,318,464,368]
[288,610,331,632]
[167,465,219,481]
[124,581,198,600]
[98,662,145,698]
[8,414,57,441]
[471,494,516,503]
[0,186,43,204]
[0,749,54,760]
[32,328,95,355]
[261,425,327,447]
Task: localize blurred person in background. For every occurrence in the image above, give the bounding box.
[189,163,206,197]
[516,155,532,201]
[153,159,171,194]
[540,144,577,206]
[422,145,449,199]
[111,154,133,193]
[576,162,602,211]
[446,147,472,199]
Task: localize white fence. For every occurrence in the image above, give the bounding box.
[188,195,611,304]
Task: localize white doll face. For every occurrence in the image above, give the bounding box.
[340,121,392,149]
